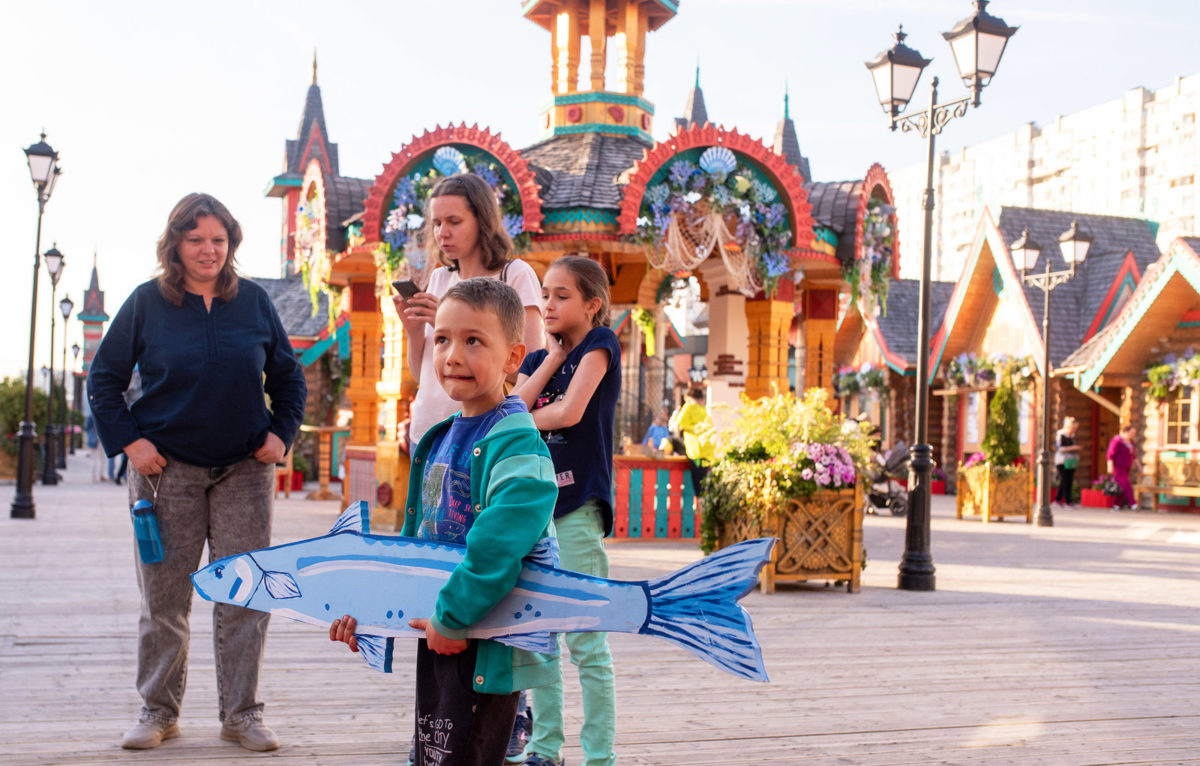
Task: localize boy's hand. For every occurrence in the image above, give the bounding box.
[329,615,359,652]
[408,617,469,655]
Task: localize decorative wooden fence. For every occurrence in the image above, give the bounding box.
[612,455,699,539]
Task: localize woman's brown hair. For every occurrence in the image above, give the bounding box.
[426,173,513,272]
[155,193,242,307]
[547,255,611,328]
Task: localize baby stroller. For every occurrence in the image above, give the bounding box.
[866,440,910,517]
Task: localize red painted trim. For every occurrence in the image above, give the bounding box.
[616,123,815,251]
[667,466,684,538]
[1082,251,1141,342]
[533,232,621,242]
[1182,308,1200,324]
[859,163,901,279]
[614,465,630,537]
[315,313,350,341]
[361,124,544,242]
[641,473,655,537]
[299,123,333,178]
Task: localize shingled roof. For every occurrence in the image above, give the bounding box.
[521,132,652,210]
[995,207,1160,367]
[804,180,860,270]
[876,279,957,365]
[325,175,372,251]
[254,274,331,339]
[284,79,339,178]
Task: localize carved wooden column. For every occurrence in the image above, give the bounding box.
[744,281,795,400]
[588,0,606,91]
[344,279,382,511]
[802,287,838,395]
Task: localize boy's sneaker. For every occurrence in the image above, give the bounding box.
[505,706,531,762]
[522,754,564,766]
[220,718,280,751]
[121,720,180,749]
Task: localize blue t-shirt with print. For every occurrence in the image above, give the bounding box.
[519,326,621,535]
[418,395,528,543]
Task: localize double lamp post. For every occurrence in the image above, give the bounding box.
[864,0,1018,591]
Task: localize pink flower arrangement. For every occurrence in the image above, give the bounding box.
[797,442,857,490]
[963,452,986,469]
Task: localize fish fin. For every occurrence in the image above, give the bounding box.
[523,536,559,569]
[641,538,776,683]
[262,570,301,599]
[494,631,558,653]
[329,501,371,536]
[355,635,394,673]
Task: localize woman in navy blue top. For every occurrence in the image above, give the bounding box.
[88,193,306,753]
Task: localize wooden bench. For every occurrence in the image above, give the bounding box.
[1137,449,1200,512]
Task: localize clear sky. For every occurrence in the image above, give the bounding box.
[4,0,1199,379]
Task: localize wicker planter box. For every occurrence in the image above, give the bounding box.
[717,486,863,593]
[956,463,1032,523]
[1080,488,1115,508]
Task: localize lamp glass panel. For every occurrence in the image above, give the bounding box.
[976,33,1009,79]
[27,153,54,184]
[948,33,976,83]
[1061,238,1089,266]
[44,252,63,279]
[1020,245,1040,272]
[871,64,893,106]
[891,62,923,106]
[60,297,74,318]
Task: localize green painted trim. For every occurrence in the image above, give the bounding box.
[681,471,695,537]
[272,175,302,188]
[1097,272,1137,329]
[77,313,109,323]
[1178,320,1200,328]
[542,207,619,226]
[299,322,350,366]
[814,226,838,247]
[628,468,643,538]
[550,123,654,142]
[655,468,670,536]
[552,92,656,113]
[1080,257,1200,391]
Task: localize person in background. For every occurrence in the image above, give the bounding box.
[1106,423,1139,510]
[88,193,307,752]
[670,387,714,494]
[1054,416,1081,506]
[85,411,105,482]
[641,413,670,449]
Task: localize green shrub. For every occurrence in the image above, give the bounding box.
[982,377,1020,467]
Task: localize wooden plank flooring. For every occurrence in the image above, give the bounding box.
[3,456,1200,765]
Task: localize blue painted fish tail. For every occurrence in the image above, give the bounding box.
[640,538,776,682]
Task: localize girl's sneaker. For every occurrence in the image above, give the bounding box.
[505,706,532,762]
[523,755,564,766]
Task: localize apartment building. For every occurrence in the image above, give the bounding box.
[891,72,1200,281]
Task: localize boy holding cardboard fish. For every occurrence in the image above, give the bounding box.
[330,278,559,765]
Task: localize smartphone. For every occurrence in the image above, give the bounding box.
[391,279,419,300]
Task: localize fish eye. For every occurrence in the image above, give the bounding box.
[214,566,224,579]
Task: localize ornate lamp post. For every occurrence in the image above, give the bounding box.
[41,246,65,486]
[1012,223,1092,527]
[70,343,81,455]
[12,134,61,518]
[57,295,74,469]
[865,0,1017,591]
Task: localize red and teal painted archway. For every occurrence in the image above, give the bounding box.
[361,124,545,249]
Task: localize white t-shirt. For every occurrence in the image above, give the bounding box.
[408,259,543,446]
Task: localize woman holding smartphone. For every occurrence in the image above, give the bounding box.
[393,173,544,448]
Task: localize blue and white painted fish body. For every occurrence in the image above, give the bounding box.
[192,502,775,681]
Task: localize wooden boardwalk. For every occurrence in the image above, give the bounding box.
[3,455,1200,765]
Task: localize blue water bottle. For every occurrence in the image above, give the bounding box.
[131,499,165,564]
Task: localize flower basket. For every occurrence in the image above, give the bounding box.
[956,462,1033,523]
[716,485,863,593]
[930,480,946,495]
[1080,488,1114,508]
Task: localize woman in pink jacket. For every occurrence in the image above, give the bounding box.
[1106,424,1138,510]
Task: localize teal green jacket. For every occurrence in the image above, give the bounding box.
[401,409,561,694]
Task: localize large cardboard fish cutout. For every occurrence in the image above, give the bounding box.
[192,502,775,681]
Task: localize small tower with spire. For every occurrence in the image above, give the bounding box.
[266,50,342,276]
[674,66,708,131]
[773,86,811,182]
[77,252,109,373]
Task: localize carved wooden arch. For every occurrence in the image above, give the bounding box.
[617,123,815,251]
[857,163,900,280]
[361,123,544,242]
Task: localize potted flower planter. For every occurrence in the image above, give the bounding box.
[717,485,863,594]
[1080,488,1114,508]
[930,480,946,495]
[956,462,1033,523]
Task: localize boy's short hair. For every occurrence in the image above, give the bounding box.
[441,277,525,344]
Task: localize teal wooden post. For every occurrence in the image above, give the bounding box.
[628,468,643,538]
[655,468,670,537]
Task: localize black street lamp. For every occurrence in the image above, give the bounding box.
[41,246,65,486]
[865,0,1018,591]
[70,343,81,455]
[1013,223,1092,527]
[12,133,61,519]
[57,294,74,469]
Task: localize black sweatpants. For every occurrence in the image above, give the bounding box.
[414,639,519,766]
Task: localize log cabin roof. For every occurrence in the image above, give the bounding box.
[521,133,653,210]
